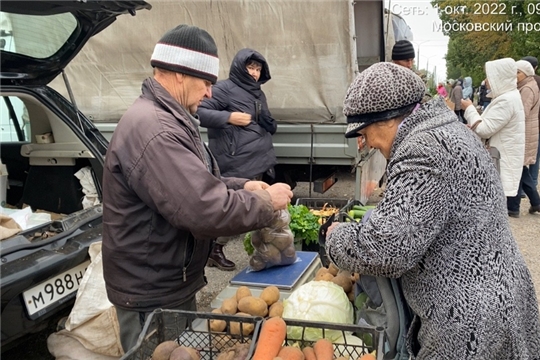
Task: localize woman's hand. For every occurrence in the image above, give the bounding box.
[228,112,251,126]
[327,221,340,235]
[461,99,473,110]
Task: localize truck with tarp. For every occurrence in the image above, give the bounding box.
[46,0,412,204]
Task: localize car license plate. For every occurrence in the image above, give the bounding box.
[22,261,90,317]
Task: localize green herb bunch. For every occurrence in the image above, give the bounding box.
[287,204,320,246]
[243,232,255,256]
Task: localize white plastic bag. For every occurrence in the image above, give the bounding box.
[248,210,297,271]
[74,167,100,208]
[48,241,123,358]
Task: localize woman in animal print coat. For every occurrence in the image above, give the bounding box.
[327,62,540,359]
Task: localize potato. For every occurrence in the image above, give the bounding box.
[251,231,263,247]
[315,267,329,277]
[152,340,179,360]
[216,343,251,360]
[280,245,297,261]
[328,262,340,276]
[236,286,252,302]
[221,297,238,315]
[169,347,192,360]
[259,243,282,264]
[170,346,200,360]
[260,286,280,306]
[332,273,353,293]
[230,312,255,336]
[211,334,236,352]
[271,230,294,251]
[249,254,267,271]
[237,296,268,317]
[317,272,335,282]
[183,347,201,360]
[337,269,352,278]
[268,301,284,317]
[210,317,227,332]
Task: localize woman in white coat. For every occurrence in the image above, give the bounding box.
[462,58,525,215]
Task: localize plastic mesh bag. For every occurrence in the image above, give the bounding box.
[248,209,297,271]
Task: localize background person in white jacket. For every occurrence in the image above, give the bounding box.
[461,58,525,216]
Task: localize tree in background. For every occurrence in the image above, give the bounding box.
[432,0,540,87]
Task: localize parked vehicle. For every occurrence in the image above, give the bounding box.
[49,0,408,203]
[0,0,151,351]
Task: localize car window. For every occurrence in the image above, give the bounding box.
[0,96,30,142]
[0,11,77,58]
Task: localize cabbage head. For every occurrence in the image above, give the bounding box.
[283,280,354,341]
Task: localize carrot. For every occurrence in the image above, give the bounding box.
[357,353,376,360]
[277,346,304,360]
[313,338,334,360]
[252,317,287,360]
[302,346,316,360]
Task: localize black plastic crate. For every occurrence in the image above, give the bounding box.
[295,197,351,212]
[339,199,366,222]
[121,309,263,360]
[281,317,384,359]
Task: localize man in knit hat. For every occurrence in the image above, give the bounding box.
[326,62,540,359]
[101,24,293,352]
[391,39,415,69]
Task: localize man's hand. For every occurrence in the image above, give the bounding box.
[461,99,473,110]
[229,112,251,126]
[265,183,293,210]
[244,180,270,191]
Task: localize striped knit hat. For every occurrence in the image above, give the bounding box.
[150,25,219,84]
[392,40,415,61]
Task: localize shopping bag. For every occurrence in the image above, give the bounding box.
[487,144,501,173]
[470,120,500,173]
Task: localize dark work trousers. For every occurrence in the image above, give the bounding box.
[116,295,197,354]
[454,109,466,124]
[507,166,540,212]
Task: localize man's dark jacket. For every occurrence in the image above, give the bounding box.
[197,48,277,179]
[102,78,274,312]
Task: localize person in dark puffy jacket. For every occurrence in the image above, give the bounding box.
[197,48,277,270]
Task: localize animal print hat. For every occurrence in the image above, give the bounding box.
[344,62,425,138]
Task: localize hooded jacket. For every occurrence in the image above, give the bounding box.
[449,81,463,110]
[479,81,491,104]
[517,75,540,166]
[102,78,275,311]
[462,76,474,100]
[327,97,540,359]
[197,49,277,179]
[464,58,525,197]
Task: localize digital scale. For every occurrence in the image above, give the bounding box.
[210,251,322,309]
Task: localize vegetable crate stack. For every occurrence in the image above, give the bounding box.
[122,267,387,359]
[120,309,262,360]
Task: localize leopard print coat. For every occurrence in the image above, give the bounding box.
[327,97,540,359]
